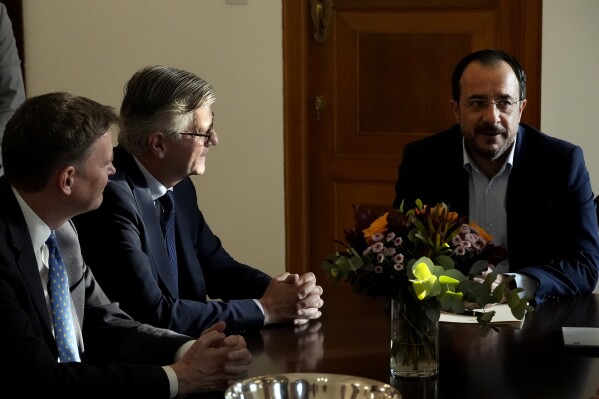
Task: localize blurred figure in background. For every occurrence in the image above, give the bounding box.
[0,2,25,176]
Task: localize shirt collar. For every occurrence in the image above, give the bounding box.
[462,132,517,175]
[11,186,51,267]
[132,156,170,200]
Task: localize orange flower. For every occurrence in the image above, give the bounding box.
[468,221,493,243]
[362,213,388,244]
[447,211,458,222]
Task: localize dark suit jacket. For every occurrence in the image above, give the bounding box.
[0,177,193,398]
[74,146,272,337]
[393,123,599,303]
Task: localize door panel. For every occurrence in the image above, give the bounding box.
[283,0,542,281]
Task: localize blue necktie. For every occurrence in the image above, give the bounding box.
[160,191,178,282]
[46,231,80,363]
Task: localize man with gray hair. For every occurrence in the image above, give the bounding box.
[74,65,324,338]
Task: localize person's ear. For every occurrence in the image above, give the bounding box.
[450,99,460,123]
[147,132,169,159]
[57,166,76,195]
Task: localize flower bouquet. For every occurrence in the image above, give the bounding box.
[322,199,533,377]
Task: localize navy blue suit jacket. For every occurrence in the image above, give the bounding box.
[393,124,599,303]
[74,146,272,337]
[0,177,191,397]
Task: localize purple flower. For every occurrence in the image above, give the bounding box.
[454,246,466,256]
[473,237,486,250]
[459,224,471,235]
[372,242,384,253]
[393,253,404,264]
[464,233,478,243]
[374,265,383,273]
[393,263,404,271]
[394,237,403,246]
[377,253,385,264]
[384,247,396,256]
[386,232,396,242]
[372,232,385,242]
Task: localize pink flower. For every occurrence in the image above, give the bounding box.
[473,237,486,250]
[372,242,384,253]
[372,232,385,242]
[454,246,466,256]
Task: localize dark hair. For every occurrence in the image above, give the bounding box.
[451,49,526,101]
[2,92,118,192]
[119,65,215,156]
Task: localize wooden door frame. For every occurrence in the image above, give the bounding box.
[283,1,312,275]
[282,0,542,275]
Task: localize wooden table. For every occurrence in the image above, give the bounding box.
[240,284,599,399]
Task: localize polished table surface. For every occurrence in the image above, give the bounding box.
[237,284,599,399]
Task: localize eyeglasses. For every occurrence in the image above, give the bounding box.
[179,131,212,145]
[178,113,215,145]
[462,99,523,114]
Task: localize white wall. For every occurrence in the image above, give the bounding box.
[542,0,599,193]
[22,0,599,280]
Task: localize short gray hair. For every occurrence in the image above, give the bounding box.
[119,65,216,155]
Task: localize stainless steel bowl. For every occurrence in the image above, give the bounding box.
[225,373,402,399]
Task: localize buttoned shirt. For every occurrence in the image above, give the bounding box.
[462,137,538,296]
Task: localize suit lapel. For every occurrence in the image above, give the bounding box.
[0,181,53,332]
[115,147,179,297]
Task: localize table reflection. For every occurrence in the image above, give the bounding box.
[241,286,599,399]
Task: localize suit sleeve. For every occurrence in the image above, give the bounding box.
[509,145,599,302]
[74,178,271,338]
[0,234,177,398]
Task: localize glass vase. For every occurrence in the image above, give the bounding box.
[390,298,439,378]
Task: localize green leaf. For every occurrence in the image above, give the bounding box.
[469,259,491,275]
[442,268,466,282]
[491,281,506,303]
[434,254,455,269]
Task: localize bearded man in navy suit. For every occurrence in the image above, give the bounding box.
[393,49,599,304]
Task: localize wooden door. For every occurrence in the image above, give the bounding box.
[283,0,542,282]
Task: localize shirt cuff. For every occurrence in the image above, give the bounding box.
[509,272,539,299]
[253,298,265,315]
[175,340,195,361]
[163,340,196,398]
[162,366,178,399]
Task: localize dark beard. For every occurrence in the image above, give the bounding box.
[471,124,514,161]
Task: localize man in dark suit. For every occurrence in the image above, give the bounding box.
[393,49,599,304]
[73,65,324,338]
[0,92,251,397]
